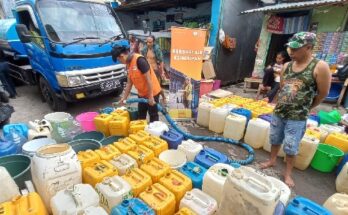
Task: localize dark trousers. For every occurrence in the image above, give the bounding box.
[0,62,16,97]
[138,94,160,122]
[267,82,280,102]
[262,68,275,87]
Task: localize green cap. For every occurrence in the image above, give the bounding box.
[286,32,316,49]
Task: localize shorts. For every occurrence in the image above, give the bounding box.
[270,115,306,156]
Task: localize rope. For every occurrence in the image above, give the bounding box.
[125,98,254,165]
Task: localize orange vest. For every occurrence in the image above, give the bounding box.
[128,54,161,98]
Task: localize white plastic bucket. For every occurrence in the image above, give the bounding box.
[159,150,187,169]
[22,138,57,157]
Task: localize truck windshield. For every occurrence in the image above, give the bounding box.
[37,0,123,43]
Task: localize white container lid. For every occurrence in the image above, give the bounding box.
[159,150,187,169]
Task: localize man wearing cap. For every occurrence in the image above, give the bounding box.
[111,45,162,122]
[261,32,331,187]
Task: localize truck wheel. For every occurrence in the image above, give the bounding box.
[39,77,67,111]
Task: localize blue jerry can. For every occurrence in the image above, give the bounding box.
[285,196,332,215]
[179,161,207,189]
[194,148,229,169]
[3,123,29,139]
[273,202,285,215]
[160,129,184,149]
[231,108,252,122]
[110,198,155,215]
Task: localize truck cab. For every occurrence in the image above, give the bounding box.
[11,0,128,110]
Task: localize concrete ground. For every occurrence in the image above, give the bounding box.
[7,83,343,204]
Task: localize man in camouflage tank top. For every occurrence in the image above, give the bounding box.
[261,32,331,187]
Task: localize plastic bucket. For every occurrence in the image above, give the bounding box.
[100,135,123,146]
[76,112,98,131]
[0,154,31,189]
[159,150,187,169]
[73,131,104,142]
[68,139,101,153]
[199,80,214,98]
[311,144,344,173]
[22,138,57,157]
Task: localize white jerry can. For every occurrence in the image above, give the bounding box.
[83,206,108,215]
[0,166,20,204]
[323,193,348,215]
[197,102,214,127]
[50,184,99,215]
[202,163,236,204]
[177,139,203,162]
[293,135,319,170]
[336,163,348,193]
[263,129,285,157]
[31,144,82,212]
[145,121,169,137]
[179,188,218,215]
[223,113,247,141]
[244,118,270,149]
[209,105,236,134]
[95,176,133,213]
[267,176,291,205]
[218,166,281,215]
[109,154,138,176]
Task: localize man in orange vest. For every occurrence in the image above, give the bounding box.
[111,44,162,122]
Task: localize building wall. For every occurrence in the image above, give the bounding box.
[310,5,348,32]
[215,0,262,84]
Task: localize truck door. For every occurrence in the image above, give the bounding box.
[16,5,55,89]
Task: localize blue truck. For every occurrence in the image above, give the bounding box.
[0,0,128,110]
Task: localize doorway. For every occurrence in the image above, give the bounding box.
[265,33,292,66]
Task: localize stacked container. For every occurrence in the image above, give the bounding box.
[197,102,214,127]
[285,196,332,215]
[31,144,82,211]
[267,176,291,205]
[0,167,20,204]
[129,130,151,144]
[223,113,247,141]
[95,145,121,161]
[293,135,320,170]
[140,136,168,157]
[114,138,137,153]
[129,120,147,134]
[0,192,48,215]
[178,140,203,162]
[122,168,152,197]
[209,105,236,133]
[179,188,217,215]
[218,166,280,215]
[140,157,171,183]
[95,176,133,212]
[161,129,184,149]
[94,114,113,136]
[110,198,155,215]
[194,148,229,169]
[244,118,270,149]
[179,162,207,189]
[325,132,348,153]
[77,150,100,169]
[323,193,348,215]
[50,184,99,215]
[202,163,236,204]
[145,121,169,137]
[109,154,138,176]
[159,170,192,210]
[127,145,155,165]
[83,160,118,186]
[109,116,129,137]
[336,163,348,193]
[139,183,176,215]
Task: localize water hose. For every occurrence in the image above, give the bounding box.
[125,98,255,165]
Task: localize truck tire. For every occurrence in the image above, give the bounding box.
[39,77,67,111]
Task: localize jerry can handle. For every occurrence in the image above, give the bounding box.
[103,177,121,192]
[205,154,219,163]
[303,206,322,215]
[66,185,83,208]
[154,192,167,201]
[191,194,210,208]
[246,177,269,193]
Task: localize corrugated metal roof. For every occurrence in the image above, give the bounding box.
[241,0,348,14]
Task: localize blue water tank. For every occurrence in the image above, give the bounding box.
[0,19,27,56]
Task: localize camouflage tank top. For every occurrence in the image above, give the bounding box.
[274,58,319,121]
